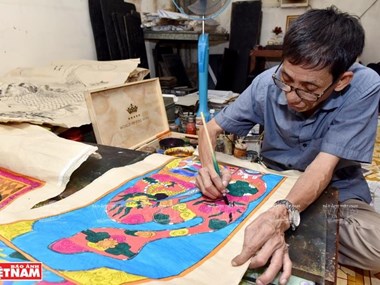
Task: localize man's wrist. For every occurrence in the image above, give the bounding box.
[268,205,291,231]
[273,199,301,231]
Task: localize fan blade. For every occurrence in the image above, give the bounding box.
[188,0,225,16]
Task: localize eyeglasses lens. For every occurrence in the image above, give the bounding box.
[273,76,318,102]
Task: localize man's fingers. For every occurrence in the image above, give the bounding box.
[196,168,222,199]
[248,233,284,268]
[220,167,231,188]
[195,175,219,199]
[231,251,253,266]
[279,245,292,285]
[232,225,266,267]
[255,244,288,285]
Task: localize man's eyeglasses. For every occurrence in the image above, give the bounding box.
[272,63,336,102]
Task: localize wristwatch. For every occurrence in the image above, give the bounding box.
[274,199,300,231]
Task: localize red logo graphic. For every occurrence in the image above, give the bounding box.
[0,262,42,281]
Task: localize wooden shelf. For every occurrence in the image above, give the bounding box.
[144,30,229,42]
[249,47,283,74]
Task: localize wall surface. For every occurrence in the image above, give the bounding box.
[268,0,380,65]
[211,0,380,65]
[0,0,96,76]
[0,0,379,76]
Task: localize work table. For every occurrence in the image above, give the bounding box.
[55,143,338,284]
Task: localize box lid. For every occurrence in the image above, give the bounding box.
[85,78,170,149]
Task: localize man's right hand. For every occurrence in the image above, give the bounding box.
[196,118,231,199]
[196,166,231,199]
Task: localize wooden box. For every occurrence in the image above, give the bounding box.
[85,78,196,151]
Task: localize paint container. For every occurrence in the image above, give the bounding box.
[179,112,189,133]
[186,116,196,135]
[245,135,262,155]
[159,138,185,150]
[234,147,247,159]
[246,150,259,162]
[215,134,225,153]
[169,123,179,132]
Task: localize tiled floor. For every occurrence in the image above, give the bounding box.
[337,265,380,285]
[363,123,380,212]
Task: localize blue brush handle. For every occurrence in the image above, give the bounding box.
[197,33,210,121]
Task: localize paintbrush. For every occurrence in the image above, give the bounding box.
[200,112,231,206]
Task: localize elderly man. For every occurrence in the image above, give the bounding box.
[196,6,380,285]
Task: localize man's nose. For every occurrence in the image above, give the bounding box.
[285,90,302,103]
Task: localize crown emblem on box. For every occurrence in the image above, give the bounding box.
[127,103,138,114]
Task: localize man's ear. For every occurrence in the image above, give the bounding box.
[334,71,353,92]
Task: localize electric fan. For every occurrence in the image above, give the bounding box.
[172,0,231,122]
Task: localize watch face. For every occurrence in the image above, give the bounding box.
[292,211,301,227]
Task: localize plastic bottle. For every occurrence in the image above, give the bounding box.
[209,109,215,120]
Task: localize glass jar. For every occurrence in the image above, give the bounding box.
[186,116,196,135]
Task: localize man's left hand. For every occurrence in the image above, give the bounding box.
[231,206,293,285]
